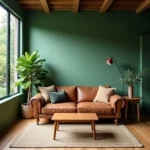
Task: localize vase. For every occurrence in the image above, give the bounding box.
[128,86,134,98]
[21,103,33,119]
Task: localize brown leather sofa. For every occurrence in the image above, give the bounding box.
[30,86,124,125]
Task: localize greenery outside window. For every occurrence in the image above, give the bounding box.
[0,3,21,100]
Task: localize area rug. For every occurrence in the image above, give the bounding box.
[10,123,143,148]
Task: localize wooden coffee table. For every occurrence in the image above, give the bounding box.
[51,113,98,140]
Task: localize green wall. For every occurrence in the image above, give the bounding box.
[141,35,150,114]
[0,94,24,132]
[0,0,24,132]
[24,11,150,113]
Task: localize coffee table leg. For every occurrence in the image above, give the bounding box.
[57,122,59,130]
[92,121,96,140]
[91,123,93,130]
[53,121,57,140]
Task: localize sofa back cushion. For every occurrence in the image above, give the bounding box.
[77,86,111,103]
[56,86,77,102]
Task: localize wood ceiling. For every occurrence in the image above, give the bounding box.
[18,0,150,14]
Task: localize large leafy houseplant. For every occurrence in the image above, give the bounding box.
[16,50,48,105]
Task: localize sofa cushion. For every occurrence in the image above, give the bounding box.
[77,102,114,115]
[56,86,77,102]
[38,85,56,104]
[50,91,68,104]
[77,86,111,103]
[42,102,77,115]
[93,86,116,104]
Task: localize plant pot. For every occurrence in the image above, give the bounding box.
[21,103,33,119]
[128,86,134,98]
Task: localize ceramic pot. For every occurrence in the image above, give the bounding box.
[21,103,33,119]
[128,86,134,98]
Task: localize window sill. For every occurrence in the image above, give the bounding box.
[0,93,24,104]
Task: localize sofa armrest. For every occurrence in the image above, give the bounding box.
[110,94,125,117]
[30,93,45,118]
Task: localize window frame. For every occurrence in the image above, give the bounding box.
[0,2,21,100]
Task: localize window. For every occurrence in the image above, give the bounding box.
[0,3,20,99]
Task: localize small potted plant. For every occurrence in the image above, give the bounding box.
[119,69,149,98]
[15,50,48,118]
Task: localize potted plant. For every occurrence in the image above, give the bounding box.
[119,69,149,98]
[15,50,48,118]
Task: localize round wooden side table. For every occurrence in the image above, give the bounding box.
[123,96,141,122]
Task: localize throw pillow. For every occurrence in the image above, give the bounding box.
[93,86,116,104]
[38,85,56,103]
[49,91,68,104]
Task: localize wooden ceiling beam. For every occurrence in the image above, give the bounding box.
[18,0,150,13]
[73,0,80,13]
[100,0,113,12]
[136,0,150,14]
[40,0,50,13]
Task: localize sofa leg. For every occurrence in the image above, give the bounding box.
[36,118,39,125]
[114,119,118,125]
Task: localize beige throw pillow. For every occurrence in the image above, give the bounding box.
[38,85,56,103]
[93,86,116,104]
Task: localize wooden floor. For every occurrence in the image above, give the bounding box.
[0,116,150,150]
